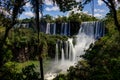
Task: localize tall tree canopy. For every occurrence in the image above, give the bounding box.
[0,0,27,66]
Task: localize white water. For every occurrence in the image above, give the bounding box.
[61,23,64,35]
[55,43,59,63]
[64,23,68,35]
[53,23,56,35]
[61,48,65,63]
[41,22,71,36]
[68,38,75,61]
[65,41,69,59]
[45,21,105,80]
[46,23,50,34]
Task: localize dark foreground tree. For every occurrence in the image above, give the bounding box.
[29,0,44,79]
[102,0,120,31]
[0,0,27,66]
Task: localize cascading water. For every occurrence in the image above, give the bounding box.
[68,22,71,36]
[53,23,56,35]
[40,22,71,36]
[68,38,75,61]
[46,23,50,34]
[55,42,59,63]
[61,23,64,35]
[61,48,65,62]
[64,23,68,35]
[65,41,69,59]
[45,21,105,80]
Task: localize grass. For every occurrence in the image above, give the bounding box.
[4,60,39,72]
[4,59,51,73]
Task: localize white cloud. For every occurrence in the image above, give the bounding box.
[24,2,32,7]
[55,15,58,18]
[44,0,82,6]
[118,4,120,8]
[0,7,10,16]
[67,9,92,18]
[23,11,42,18]
[66,6,81,17]
[24,12,34,17]
[76,0,82,2]
[94,13,103,18]
[39,12,42,18]
[98,0,104,6]
[83,11,89,14]
[44,0,53,6]
[94,9,105,13]
[45,6,59,11]
[115,0,120,9]
[82,11,92,16]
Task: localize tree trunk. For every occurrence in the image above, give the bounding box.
[35,0,44,80]
[112,7,120,32]
[0,23,15,67]
[102,0,120,32]
[109,0,120,32]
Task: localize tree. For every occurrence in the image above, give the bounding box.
[0,0,27,66]
[99,0,120,32]
[53,0,79,12]
[68,11,81,23]
[42,14,53,22]
[29,0,44,79]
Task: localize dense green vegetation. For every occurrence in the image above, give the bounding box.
[0,27,68,61]
[0,27,68,79]
[0,63,40,80]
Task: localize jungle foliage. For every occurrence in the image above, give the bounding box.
[0,27,68,61]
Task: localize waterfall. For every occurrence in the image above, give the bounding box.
[46,23,50,34]
[68,38,75,61]
[94,21,105,39]
[45,21,105,80]
[61,48,65,62]
[55,42,59,63]
[65,41,69,59]
[64,23,68,35]
[61,23,64,35]
[74,21,105,61]
[55,39,75,62]
[68,22,71,36]
[39,22,72,36]
[53,23,56,35]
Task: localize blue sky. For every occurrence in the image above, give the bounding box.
[19,0,109,19]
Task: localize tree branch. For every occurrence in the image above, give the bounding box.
[102,0,112,8]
